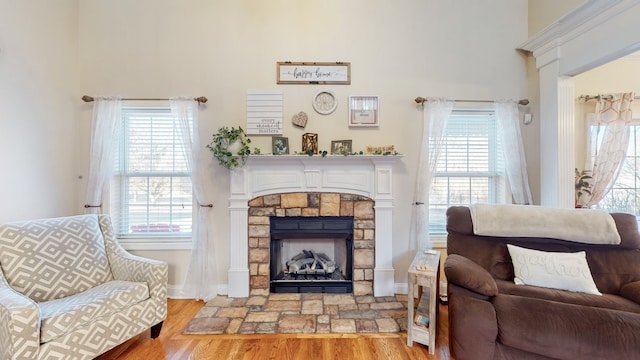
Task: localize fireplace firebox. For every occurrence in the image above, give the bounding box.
[270,216,353,293]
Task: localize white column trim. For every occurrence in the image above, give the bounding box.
[558,77,576,208]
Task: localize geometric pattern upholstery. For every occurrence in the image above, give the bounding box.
[0,214,168,360]
[39,280,149,343]
[0,215,113,302]
[39,302,159,359]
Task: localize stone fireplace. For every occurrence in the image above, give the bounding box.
[227,155,402,298]
[249,194,374,295]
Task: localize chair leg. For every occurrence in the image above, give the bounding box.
[150,321,164,339]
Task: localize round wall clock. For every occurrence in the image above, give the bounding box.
[312,90,337,115]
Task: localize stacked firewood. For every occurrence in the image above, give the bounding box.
[286,250,336,275]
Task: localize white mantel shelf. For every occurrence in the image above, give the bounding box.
[227,154,403,298]
[232,154,403,198]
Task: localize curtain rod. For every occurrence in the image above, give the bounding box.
[414,97,529,106]
[81,95,208,104]
[578,94,640,102]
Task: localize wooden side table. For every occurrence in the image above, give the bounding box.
[407,249,441,353]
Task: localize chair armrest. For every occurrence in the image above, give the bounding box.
[107,246,168,315]
[445,254,498,297]
[98,215,168,322]
[620,280,640,304]
[0,275,39,360]
[107,246,168,296]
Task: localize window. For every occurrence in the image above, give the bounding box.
[111,107,193,239]
[593,120,640,217]
[428,110,506,235]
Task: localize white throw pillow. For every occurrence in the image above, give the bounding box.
[506,244,602,295]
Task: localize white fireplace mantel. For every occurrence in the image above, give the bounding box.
[227,155,403,297]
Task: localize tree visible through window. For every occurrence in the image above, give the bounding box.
[428,110,506,234]
[111,108,193,238]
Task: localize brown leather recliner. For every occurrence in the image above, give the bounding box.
[445,206,640,360]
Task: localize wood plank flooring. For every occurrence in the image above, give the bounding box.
[96,299,452,360]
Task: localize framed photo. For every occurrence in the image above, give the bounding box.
[349,96,379,127]
[277,62,351,84]
[272,137,289,155]
[331,140,353,155]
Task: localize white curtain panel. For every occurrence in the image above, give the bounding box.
[410,98,454,250]
[495,100,533,205]
[84,97,122,214]
[584,92,634,208]
[170,97,217,301]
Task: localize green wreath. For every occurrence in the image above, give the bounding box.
[207,126,252,169]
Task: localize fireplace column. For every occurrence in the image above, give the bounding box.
[228,169,250,298]
[372,158,395,297]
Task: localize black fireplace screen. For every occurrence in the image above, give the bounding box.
[270,216,353,293]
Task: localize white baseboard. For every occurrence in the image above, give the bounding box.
[167,284,186,299]
[167,284,229,299]
[217,284,228,295]
[395,282,409,295]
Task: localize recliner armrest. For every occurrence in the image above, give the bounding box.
[0,274,39,360]
[620,280,640,304]
[445,254,498,297]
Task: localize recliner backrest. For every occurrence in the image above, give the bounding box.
[446,206,640,294]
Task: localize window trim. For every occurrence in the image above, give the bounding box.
[428,108,508,235]
[118,238,193,251]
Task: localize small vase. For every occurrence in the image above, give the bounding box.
[227,140,242,155]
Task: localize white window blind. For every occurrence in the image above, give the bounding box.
[111,107,193,238]
[429,110,506,234]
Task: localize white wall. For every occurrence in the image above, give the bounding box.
[0,0,79,222]
[528,0,584,36]
[3,0,529,292]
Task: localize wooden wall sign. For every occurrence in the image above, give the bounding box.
[246,90,283,135]
[277,62,351,84]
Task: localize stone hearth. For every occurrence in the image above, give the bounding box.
[227,155,402,298]
[248,192,374,296]
[183,293,409,335]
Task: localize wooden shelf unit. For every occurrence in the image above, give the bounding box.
[407,249,440,353]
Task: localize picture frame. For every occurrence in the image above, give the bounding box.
[331,140,353,155]
[349,95,379,127]
[277,62,351,85]
[272,137,289,155]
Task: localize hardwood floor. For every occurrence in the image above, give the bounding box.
[96,299,452,360]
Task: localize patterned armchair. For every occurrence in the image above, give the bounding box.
[0,214,168,360]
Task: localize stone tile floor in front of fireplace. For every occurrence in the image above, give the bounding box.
[182,293,410,335]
